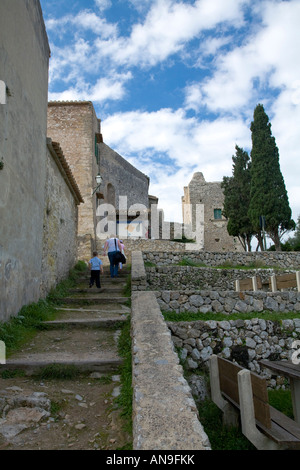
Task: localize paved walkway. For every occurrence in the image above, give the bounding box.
[0,266,132,450]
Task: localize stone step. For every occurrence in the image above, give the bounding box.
[3,358,123,376]
[3,328,122,375]
[68,287,125,294]
[42,317,127,329]
[76,276,128,284]
[59,296,129,305]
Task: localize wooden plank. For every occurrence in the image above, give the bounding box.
[239,276,262,291]
[251,373,269,402]
[259,420,300,448]
[239,278,253,290]
[218,356,243,382]
[260,360,300,380]
[276,273,297,290]
[270,406,300,440]
[256,276,263,289]
[250,373,271,428]
[220,375,240,405]
[218,357,271,428]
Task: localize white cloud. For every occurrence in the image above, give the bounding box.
[43,0,300,224]
[94,0,250,67]
[48,71,132,102]
[196,0,300,115]
[100,107,251,222]
[94,0,112,12]
[184,84,203,113]
[45,10,117,37]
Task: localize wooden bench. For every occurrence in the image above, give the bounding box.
[270,272,300,292]
[209,355,300,450]
[235,276,262,292]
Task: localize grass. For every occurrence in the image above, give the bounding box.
[268,389,294,419]
[197,399,255,450]
[114,316,133,449]
[0,261,88,357]
[123,274,132,298]
[177,258,206,267]
[172,258,285,270]
[163,310,300,323]
[34,364,80,380]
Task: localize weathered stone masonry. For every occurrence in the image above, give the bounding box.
[0,2,84,322]
[0,0,50,321]
[131,249,300,392]
[47,101,100,260]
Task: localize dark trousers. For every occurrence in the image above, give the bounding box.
[90,270,101,288]
[108,251,119,278]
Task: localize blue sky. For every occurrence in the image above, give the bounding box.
[40,0,300,228]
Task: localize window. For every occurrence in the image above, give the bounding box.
[214,209,222,220]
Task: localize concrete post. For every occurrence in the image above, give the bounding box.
[296,271,300,293]
[270,275,277,292]
[235,280,240,292]
[252,276,258,291]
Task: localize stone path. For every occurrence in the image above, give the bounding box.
[0,266,132,450]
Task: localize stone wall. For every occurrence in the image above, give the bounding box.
[98,142,150,211]
[143,250,300,269]
[131,250,300,392]
[0,0,50,321]
[146,266,287,291]
[40,141,82,297]
[131,289,211,450]
[155,290,300,314]
[168,318,300,389]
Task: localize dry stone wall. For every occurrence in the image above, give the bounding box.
[155,290,300,314]
[143,250,300,269]
[168,318,300,389]
[131,248,300,391]
[40,144,80,297]
[146,266,294,291]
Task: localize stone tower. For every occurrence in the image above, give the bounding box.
[182,172,242,252]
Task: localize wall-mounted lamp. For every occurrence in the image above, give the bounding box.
[92,173,103,195]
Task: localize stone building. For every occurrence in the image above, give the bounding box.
[182,172,242,252]
[0,1,83,322]
[47,101,152,257]
[47,101,100,259]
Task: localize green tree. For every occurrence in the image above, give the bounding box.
[286,215,300,250]
[222,145,254,251]
[248,104,295,251]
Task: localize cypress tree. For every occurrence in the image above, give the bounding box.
[222,145,254,251]
[248,104,295,251]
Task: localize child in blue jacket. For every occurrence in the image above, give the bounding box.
[88,251,104,288]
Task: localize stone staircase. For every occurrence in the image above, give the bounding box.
[0,265,132,450]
